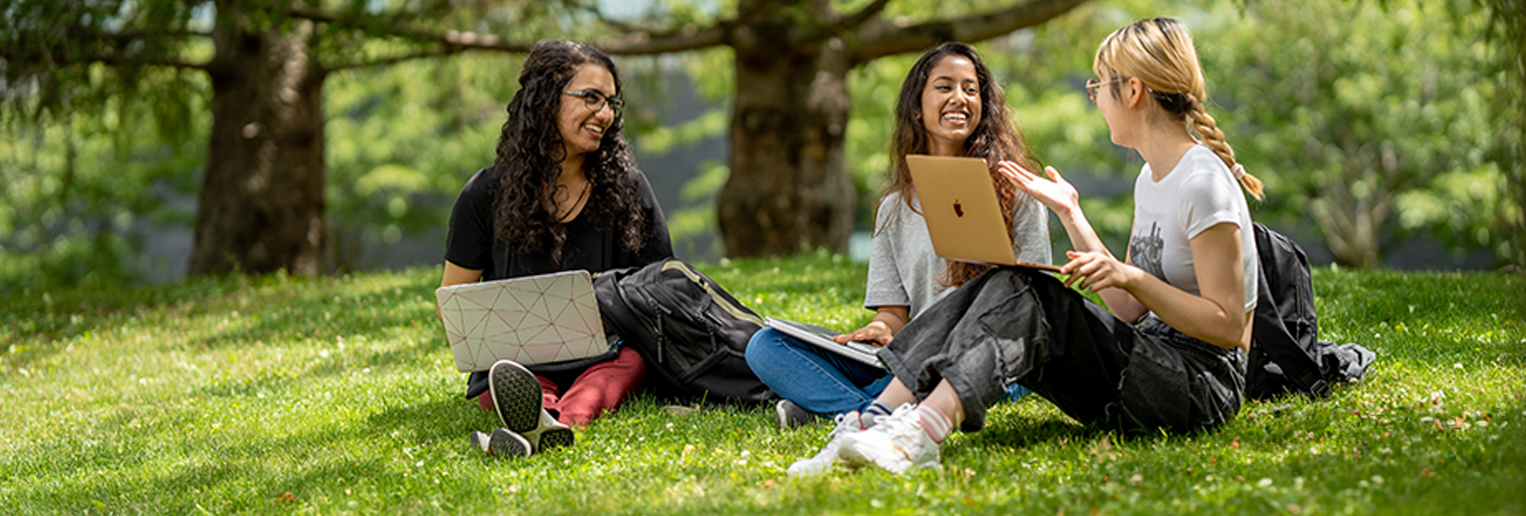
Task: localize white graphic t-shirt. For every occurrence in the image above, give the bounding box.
[1128,145,1258,312]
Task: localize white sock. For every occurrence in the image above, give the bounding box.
[916,404,954,444]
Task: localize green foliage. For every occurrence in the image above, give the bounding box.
[1,258,1522,514]
[323,52,522,271]
[0,83,208,292]
[666,160,731,258]
[1201,0,1510,267]
[5,0,1518,290]
[1484,0,1526,268]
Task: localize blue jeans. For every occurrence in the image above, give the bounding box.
[745,327,1030,417]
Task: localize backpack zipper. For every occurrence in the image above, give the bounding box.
[636,287,671,364]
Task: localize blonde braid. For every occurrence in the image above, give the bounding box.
[1186,99,1264,200]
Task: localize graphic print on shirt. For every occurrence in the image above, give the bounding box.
[1129,222,1166,282]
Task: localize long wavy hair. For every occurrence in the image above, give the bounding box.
[492,40,647,264]
[881,42,1044,288]
[1095,18,1264,199]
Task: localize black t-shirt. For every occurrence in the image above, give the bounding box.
[444,166,674,398]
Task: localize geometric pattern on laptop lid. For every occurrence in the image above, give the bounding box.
[436,270,605,372]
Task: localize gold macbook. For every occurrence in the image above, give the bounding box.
[906,154,1059,272]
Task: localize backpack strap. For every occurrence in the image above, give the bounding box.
[1251,223,1331,398]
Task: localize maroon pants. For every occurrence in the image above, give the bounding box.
[478,346,646,427]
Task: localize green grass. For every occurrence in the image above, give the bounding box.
[2,252,1523,515]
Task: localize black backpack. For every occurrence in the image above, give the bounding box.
[593,259,774,404]
[1246,223,1376,400]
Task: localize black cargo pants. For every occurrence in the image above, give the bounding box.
[877,266,1246,434]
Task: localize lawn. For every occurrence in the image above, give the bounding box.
[2,252,1523,515]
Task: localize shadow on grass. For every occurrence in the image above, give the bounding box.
[364,396,491,446]
[965,416,1109,450]
[2,269,439,371]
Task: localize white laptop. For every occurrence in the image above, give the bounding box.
[435,270,607,373]
[765,317,885,370]
[906,154,1060,272]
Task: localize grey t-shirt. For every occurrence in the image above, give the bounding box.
[864,190,1051,318]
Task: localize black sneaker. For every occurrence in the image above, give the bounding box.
[775,399,816,429]
[523,408,575,452]
[467,429,532,459]
[488,360,542,434]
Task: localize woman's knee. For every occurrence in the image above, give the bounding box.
[744,327,788,370]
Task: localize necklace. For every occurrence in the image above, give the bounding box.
[556,180,592,221]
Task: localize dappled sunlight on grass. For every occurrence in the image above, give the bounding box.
[1,258,1521,514]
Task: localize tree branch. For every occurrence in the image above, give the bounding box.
[327,21,729,72]
[839,0,893,30]
[595,25,730,55]
[100,30,213,42]
[326,48,464,72]
[848,0,1090,64]
[1,47,208,71]
[286,6,340,24]
[566,0,675,35]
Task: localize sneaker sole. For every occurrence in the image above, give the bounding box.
[489,361,543,433]
[836,440,870,469]
[837,435,934,474]
[487,428,532,458]
[836,434,898,471]
[536,427,575,452]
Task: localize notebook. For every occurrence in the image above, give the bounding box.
[435,269,607,373]
[765,317,886,370]
[906,154,1061,272]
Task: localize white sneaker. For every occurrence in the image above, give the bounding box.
[837,403,941,474]
[786,411,872,477]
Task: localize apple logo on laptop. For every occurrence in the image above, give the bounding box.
[953,199,965,218]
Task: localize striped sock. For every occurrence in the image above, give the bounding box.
[862,400,895,426]
[916,404,954,444]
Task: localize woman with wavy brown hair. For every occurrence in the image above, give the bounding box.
[809,18,1262,475]
[440,40,672,458]
[745,41,1051,476]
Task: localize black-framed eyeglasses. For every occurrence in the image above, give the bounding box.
[1084,78,1124,103]
[564,89,624,116]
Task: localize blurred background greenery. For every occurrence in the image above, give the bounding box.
[1,0,1520,291]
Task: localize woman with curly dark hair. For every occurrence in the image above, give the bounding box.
[440,40,672,458]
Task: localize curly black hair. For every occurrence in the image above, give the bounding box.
[492,40,647,264]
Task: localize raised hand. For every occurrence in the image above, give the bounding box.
[996,161,1080,215]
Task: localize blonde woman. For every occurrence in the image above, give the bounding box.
[798,17,1264,474]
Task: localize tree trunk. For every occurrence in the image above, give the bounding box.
[189,17,326,278]
[1312,183,1388,270]
[718,6,856,257]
